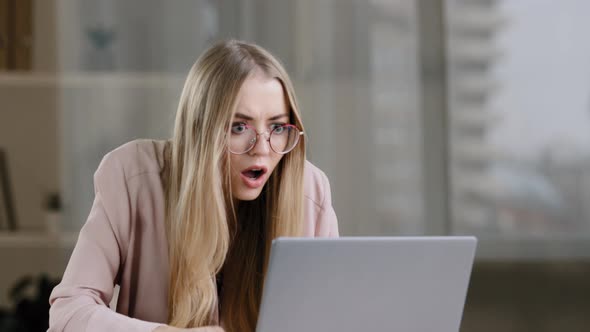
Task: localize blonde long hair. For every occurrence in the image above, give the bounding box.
[164,40,306,331]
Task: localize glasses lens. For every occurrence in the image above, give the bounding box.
[270,125,300,154]
[229,126,256,154]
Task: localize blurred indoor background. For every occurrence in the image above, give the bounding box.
[0,0,589,331]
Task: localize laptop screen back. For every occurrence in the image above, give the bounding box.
[256,236,477,332]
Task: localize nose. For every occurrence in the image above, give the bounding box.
[249,130,272,156]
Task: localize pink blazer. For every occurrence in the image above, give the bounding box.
[48,139,339,332]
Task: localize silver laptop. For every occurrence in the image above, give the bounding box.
[256,236,477,332]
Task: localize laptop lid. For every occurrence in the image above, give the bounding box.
[256,236,477,332]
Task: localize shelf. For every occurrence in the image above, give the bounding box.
[0,231,78,249]
[0,72,185,87]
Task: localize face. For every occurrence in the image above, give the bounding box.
[229,73,290,201]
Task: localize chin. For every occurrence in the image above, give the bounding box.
[234,188,263,201]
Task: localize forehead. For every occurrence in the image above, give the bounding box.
[234,74,289,117]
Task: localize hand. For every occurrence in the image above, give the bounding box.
[154,326,225,332]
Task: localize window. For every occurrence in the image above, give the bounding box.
[446,0,590,257]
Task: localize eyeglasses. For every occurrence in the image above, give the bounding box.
[228,123,304,155]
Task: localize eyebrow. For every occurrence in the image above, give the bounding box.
[234,112,289,121]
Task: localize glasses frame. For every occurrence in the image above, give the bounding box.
[229,123,304,155]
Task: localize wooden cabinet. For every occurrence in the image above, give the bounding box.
[0,0,8,69]
[0,0,32,71]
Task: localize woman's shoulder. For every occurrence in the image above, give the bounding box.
[303,160,332,208]
[97,139,168,181]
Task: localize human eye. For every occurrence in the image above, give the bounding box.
[231,122,248,134]
[270,123,287,134]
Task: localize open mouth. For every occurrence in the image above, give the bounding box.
[241,166,268,180]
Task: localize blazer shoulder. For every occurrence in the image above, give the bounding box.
[97,139,167,181]
[304,160,330,209]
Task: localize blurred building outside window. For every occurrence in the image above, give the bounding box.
[446,0,590,245]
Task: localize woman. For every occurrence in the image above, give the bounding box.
[48,40,338,332]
